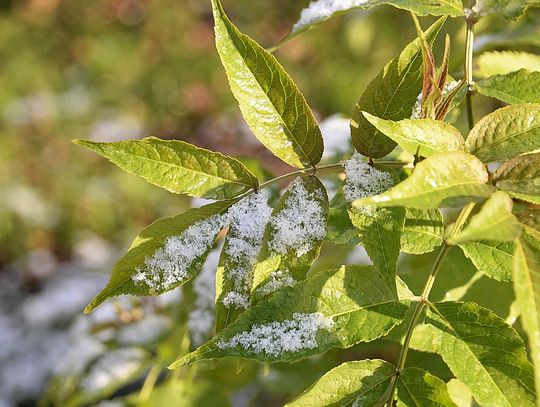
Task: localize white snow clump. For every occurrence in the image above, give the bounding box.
[268,178,327,257]
[132,214,226,293]
[293,0,368,33]
[342,155,394,202]
[217,312,334,356]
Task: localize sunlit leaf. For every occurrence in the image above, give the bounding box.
[170,266,407,367]
[85,200,235,313]
[477,69,540,104]
[73,137,258,199]
[426,301,536,407]
[476,51,540,78]
[473,0,540,21]
[494,152,540,204]
[353,151,493,208]
[350,18,446,158]
[466,103,540,162]
[396,368,458,407]
[362,113,466,157]
[211,0,323,168]
[401,208,444,254]
[458,240,516,281]
[449,191,521,245]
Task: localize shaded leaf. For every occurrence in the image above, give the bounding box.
[477,69,540,104]
[212,0,323,168]
[170,265,407,367]
[73,137,258,199]
[517,208,540,232]
[350,18,446,158]
[513,229,540,402]
[326,187,360,246]
[362,113,465,157]
[85,200,235,313]
[449,191,521,244]
[466,103,540,162]
[396,368,458,407]
[251,177,329,301]
[285,359,395,407]
[494,152,540,204]
[473,0,540,21]
[426,301,536,407]
[458,240,516,281]
[401,208,444,254]
[353,151,493,209]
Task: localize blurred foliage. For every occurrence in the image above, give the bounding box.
[1,1,540,406]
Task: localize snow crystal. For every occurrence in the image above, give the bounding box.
[217,313,334,356]
[258,270,296,295]
[293,0,368,33]
[188,247,220,346]
[221,193,272,309]
[132,214,225,293]
[342,155,394,202]
[268,178,327,257]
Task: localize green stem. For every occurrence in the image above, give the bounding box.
[465,13,476,130]
[386,202,475,405]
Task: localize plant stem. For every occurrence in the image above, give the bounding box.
[465,12,476,130]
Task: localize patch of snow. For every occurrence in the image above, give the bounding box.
[258,270,296,295]
[293,0,368,33]
[132,214,226,293]
[217,312,334,356]
[268,178,327,257]
[221,193,272,309]
[342,155,394,202]
[319,114,352,159]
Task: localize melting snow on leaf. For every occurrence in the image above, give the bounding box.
[342,155,394,202]
[258,270,296,295]
[217,313,334,356]
[222,193,272,309]
[268,178,327,257]
[132,214,226,293]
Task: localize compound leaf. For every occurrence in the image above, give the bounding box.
[73,137,258,199]
[494,152,540,204]
[458,240,516,281]
[212,0,323,168]
[396,368,458,407]
[401,208,444,255]
[477,69,540,104]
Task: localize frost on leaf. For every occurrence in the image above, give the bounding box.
[269,178,327,257]
[217,313,334,356]
[188,247,220,346]
[220,193,272,309]
[258,270,296,295]
[342,155,394,202]
[293,0,368,34]
[132,214,226,293]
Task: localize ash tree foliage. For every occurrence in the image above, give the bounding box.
[75,0,540,405]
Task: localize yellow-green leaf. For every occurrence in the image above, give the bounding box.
[494,152,540,204]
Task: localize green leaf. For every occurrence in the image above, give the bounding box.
[477,70,540,104]
[448,191,521,245]
[250,177,329,302]
[517,208,540,232]
[326,187,360,246]
[466,103,540,162]
[281,1,461,46]
[353,151,493,209]
[401,208,444,254]
[285,359,396,407]
[446,379,478,407]
[73,137,258,199]
[85,200,235,313]
[396,368,458,407]
[170,265,407,367]
[473,0,540,21]
[476,51,540,78]
[349,205,405,298]
[362,113,466,157]
[350,18,446,158]
[458,240,516,281]
[494,152,540,204]
[513,230,540,402]
[211,0,323,169]
[425,301,536,407]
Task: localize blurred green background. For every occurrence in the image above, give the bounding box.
[1,1,539,406]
